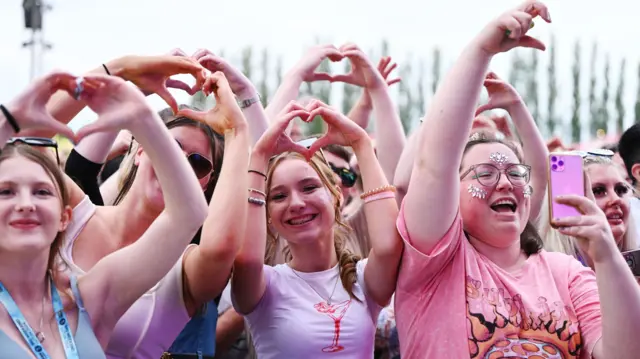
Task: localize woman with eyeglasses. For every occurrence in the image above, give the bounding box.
[231,44,402,359]
[542,151,638,268]
[396,2,640,358]
[30,54,257,359]
[0,70,208,358]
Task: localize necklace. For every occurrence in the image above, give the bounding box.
[35,279,47,343]
[290,266,340,305]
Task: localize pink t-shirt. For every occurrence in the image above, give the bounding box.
[395,204,603,359]
[238,259,382,359]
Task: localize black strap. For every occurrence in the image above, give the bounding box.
[0,105,20,133]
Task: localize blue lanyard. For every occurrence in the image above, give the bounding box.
[0,276,79,359]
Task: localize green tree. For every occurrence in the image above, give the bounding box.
[509,50,528,97]
[341,59,358,115]
[571,41,582,143]
[275,56,283,86]
[241,46,252,79]
[588,42,598,136]
[615,59,626,133]
[525,49,540,125]
[381,39,390,57]
[416,61,426,120]
[546,35,558,136]
[397,58,414,134]
[431,47,441,94]
[598,55,610,135]
[258,48,269,106]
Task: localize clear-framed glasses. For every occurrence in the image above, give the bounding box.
[7,137,60,165]
[460,163,531,187]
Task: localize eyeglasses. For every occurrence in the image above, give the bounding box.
[7,137,60,165]
[460,163,531,187]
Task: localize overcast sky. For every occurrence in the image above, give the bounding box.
[1,0,638,140]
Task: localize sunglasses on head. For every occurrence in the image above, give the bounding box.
[7,137,60,165]
[570,149,615,159]
[127,136,213,179]
[297,138,357,188]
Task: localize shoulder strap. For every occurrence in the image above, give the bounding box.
[69,276,86,311]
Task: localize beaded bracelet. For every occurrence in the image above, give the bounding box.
[363,191,396,204]
[360,185,396,200]
[248,197,266,206]
[248,188,266,197]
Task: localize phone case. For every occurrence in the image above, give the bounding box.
[622,249,640,277]
[548,153,584,220]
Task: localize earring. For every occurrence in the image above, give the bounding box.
[523,186,533,198]
[467,184,487,199]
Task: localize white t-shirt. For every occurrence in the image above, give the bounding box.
[631,197,640,246]
[236,259,381,359]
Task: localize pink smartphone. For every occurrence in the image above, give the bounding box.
[548,153,585,221]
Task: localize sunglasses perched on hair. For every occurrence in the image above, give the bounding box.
[127,136,213,179]
[7,137,60,165]
[570,149,615,159]
[296,138,358,188]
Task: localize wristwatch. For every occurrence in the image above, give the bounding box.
[238,94,261,109]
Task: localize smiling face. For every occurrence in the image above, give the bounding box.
[134,124,213,211]
[266,153,342,246]
[0,150,71,255]
[586,161,633,244]
[459,142,531,248]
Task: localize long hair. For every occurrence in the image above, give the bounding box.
[542,155,638,262]
[264,151,362,302]
[0,144,70,285]
[462,136,544,256]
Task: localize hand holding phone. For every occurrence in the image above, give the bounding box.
[548,153,585,223]
[622,249,640,277]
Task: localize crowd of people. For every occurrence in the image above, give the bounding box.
[1,1,640,358]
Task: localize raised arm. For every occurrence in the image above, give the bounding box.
[264,45,343,121]
[402,1,551,254]
[74,71,209,326]
[345,56,405,183]
[475,72,548,220]
[232,102,310,314]
[173,72,252,313]
[193,49,269,144]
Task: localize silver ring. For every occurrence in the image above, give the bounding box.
[74,77,84,100]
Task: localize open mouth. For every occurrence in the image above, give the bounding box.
[286,214,318,226]
[606,212,623,223]
[490,199,517,213]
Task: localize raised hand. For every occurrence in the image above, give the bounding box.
[331,44,386,90]
[75,74,156,141]
[292,45,344,82]
[475,72,523,114]
[253,101,310,158]
[377,56,401,87]
[305,100,369,155]
[115,55,207,114]
[475,0,551,55]
[192,49,257,99]
[4,71,102,140]
[176,72,247,134]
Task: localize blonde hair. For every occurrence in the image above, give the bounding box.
[542,156,638,263]
[264,151,362,301]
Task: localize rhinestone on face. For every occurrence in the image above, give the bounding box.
[523,186,533,198]
[489,152,509,167]
[467,184,486,199]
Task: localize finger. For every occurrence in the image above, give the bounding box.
[167,48,188,57]
[155,85,179,114]
[321,47,344,62]
[330,73,359,86]
[377,57,391,72]
[307,134,333,159]
[342,49,367,62]
[276,110,310,130]
[551,215,591,228]
[554,195,594,215]
[386,78,401,86]
[75,120,114,143]
[176,108,208,122]
[277,101,307,118]
[42,116,77,143]
[475,104,494,116]
[518,0,551,23]
[198,54,223,71]
[382,62,398,79]
[166,78,194,94]
[309,72,334,82]
[486,71,499,80]
[209,72,235,104]
[339,43,360,52]
[192,48,213,61]
[286,142,311,158]
[556,225,587,238]
[517,35,546,51]
[305,100,330,113]
[503,16,523,40]
[512,11,534,36]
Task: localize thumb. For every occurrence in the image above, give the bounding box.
[516,36,546,51]
[75,121,110,143]
[307,135,332,161]
[475,103,493,116]
[155,85,179,114]
[166,79,195,95]
[42,117,78,144]
[176,108,208,123]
